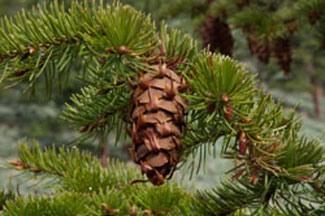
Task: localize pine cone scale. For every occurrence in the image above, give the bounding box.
[145,152,169,167]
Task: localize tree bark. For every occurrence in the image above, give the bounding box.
[306,62,322,119]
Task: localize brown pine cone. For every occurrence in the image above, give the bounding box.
[247,35,271,64]
[273,37,291,75]
[129,63,187,185]
[200,15,234,57]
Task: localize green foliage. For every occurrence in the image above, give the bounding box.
[276,135,324,180]
[61,84,130,143]
[4,193,92,216]
[227,0,325,60]
[195,174,325,215]
[181,53,310,181]
[296,0,325,19]
[0,0,157,93]
[90,190,131,216]
[156,0,325,79]
[186,54,257,105]
[194,177,265,215]
[0,1,324,215]
[3,142,193,216]
[230,7,274,35]
[0,187,14,211]
[130,184,188,215]
[14,141,142,192]
[182,53,259,173]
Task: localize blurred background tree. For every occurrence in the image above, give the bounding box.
[147,0,325,119]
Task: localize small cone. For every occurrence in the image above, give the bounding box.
[236,0,250,10]
[273,37,292,75]
[308,9,323,25]
[200,15,234,57]
[247,35,271,64]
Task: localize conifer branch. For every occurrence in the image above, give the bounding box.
[61,84,129,141]
[0,1,324,215]
[194,174,325,215]
[0,0,157,92]
[5,142,193,216]
[0,188,14,212]
[3,193,93,216]
[8,141,142,192]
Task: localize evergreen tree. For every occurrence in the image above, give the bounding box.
[154,0,325,119]
[0,1,324,215]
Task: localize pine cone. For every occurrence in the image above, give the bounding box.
[206,0,215,4]
[247,35,271,64]
[308,9,323,25]
[321,40,325,50]
[129,63,187,185]
[273,37,291,75]
[236,0,250,10]
[200,15,234,57]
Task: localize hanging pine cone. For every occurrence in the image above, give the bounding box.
[236,0,250,10]
[247,35,271,64]
[206,0,215,4]
[273,37,291,75]
[287,22,298,35]
[129,63,187,185]
[200,15,234,57]
[308,9,323,25]
[321,40,325,50]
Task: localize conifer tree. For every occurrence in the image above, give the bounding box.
[0,1,324,215]
[154,0,325,119]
